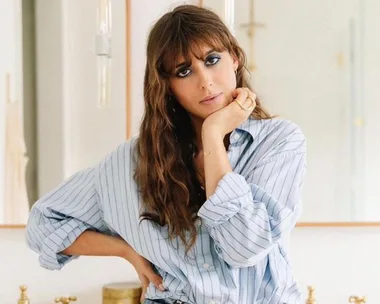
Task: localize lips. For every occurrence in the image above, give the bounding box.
[200,93,223,104]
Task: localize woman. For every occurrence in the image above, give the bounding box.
[26,4,306,304]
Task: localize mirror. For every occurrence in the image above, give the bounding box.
[201,0,380,223]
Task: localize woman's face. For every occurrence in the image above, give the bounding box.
[168,45,239,120]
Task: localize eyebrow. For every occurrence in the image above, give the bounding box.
[175,49,216,69]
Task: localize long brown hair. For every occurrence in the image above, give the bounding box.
[134,4,271,254]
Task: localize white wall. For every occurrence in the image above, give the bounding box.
[362,0,380,221]
[35,0,66,196]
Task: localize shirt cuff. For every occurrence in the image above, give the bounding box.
[197,172,252,228]
[39,219,91,270]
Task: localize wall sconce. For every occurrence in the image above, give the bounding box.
[96,0,112,109]
[224,0,235,35]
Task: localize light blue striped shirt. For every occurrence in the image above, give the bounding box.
[26,117,307,304]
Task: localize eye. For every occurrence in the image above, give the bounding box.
[205,54,221,66]
[177,68,191,78]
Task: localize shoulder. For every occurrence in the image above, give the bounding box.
[97,136,139,173]
[244,117,306,161]
[258,117,305,144]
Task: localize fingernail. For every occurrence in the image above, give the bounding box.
[159,283,165,291]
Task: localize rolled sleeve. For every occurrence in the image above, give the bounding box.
[26,166,104,270]
[197,172,252,228]
[197,150,306,268]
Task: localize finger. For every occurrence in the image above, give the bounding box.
[231,87,245,98]
[239,88,256,111]
[233,90,249,110]
[242,87,250,94]
[139,275,150,293]
[241,87,256,96]
[140,285,147,303]
[247,98,257,111]
[242,87,254,94]
[147,272,166,291]
[139,273,150,285]
[242,88,256,102]
[235,89,248,101]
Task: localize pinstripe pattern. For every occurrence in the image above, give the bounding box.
[26,117,306,304]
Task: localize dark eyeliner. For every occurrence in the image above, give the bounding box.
[176,66,191,78]
[206,54,221,65]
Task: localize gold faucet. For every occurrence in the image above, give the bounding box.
[349,296,366,304]
[305,286,316,304]
[18,285,30,304]
[54,296,77,304]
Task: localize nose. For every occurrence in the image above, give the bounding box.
[198,68,213,90]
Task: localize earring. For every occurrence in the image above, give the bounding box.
[234,70,237,75]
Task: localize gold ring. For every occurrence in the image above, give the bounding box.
[234,98,248,111]
[234,97,254,111]
[246,96,255,110]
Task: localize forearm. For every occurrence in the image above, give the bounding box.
[61,230,134,260]
[201,127,232,198]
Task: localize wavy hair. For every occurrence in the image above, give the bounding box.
[134,4,272,254]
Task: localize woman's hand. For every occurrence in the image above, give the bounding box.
[132,256,165,303]
[202,87,257,137]
[121,246,165,303]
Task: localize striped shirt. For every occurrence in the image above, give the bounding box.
[26,117,307,304]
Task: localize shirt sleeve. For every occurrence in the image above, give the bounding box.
[197,130,306,268]
[25,165,106,270]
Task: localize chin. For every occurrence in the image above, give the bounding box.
[202,105,224,117]
[192,101,229,120]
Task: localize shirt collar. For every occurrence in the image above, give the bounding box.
[234,117,262,140]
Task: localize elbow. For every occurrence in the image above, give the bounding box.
[24,208,73,270]
[25,227,38,253]
[25,210,43,254]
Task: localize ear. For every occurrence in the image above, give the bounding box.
[232,55,239,71]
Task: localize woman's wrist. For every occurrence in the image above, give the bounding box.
[201,122,225,141]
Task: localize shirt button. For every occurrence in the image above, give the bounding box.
[233,133,240,141]
[208,300,216,304]
[203,263,210,269]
